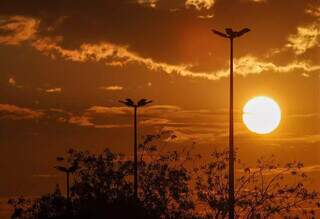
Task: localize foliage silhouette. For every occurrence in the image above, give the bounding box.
[195,151,319,218]
[9,132,320,219]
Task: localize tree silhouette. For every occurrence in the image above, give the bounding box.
[9,185,69,219]
[9,133,320,219]
[195,151,319,218]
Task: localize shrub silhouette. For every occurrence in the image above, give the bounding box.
[9,133,320,218]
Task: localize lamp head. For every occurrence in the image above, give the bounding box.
[212,27,251,38]
[137,99,152,107]
[236,28,251,37]
[55,166,68,172]
[56,156,64,161]
[119,98,135,107]
[225,28,234,36]
[212,29,228,38]
[68,164,79,173]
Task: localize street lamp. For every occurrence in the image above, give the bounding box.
[55,158,79,200]
[119,98,152,199]
[212,27,250,219]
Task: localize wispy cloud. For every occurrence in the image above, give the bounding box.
[68,115,130,129]
[275,134,320,144]
[67,106,131,128]
[99,85,123,91]
[247,0,267,3]
[288,113,319,119]
[31,37,220,80]
[68,115,95,127]
[0,16,39,45]
[283,4,320,55]
[65,104,230,143]
[32,37,320,81]
[87,106,130,115]
[136,0,158,8]
[0,104,43,120]
[197,14,214,19]
[233,55,320,75]
[2,15,318,81]
[305,4,320,18]
[8,77,16,86]
[32,174,59,178]
[8,77,23,88]
[299,165,320,173]
[286,22,320,55]
[45,87,62,93]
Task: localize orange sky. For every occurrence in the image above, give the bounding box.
[0,0,319,215]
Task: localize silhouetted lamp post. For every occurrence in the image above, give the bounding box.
[212,27,250,219]
[119,98,152,199]
[55,159,79,200]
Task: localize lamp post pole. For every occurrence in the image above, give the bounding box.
[133,106,138,199]
[212,28,250,219]
[229,36,235,219]
[55,163,79,200]
[120,98,152,200]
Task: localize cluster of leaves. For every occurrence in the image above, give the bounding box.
[9,186,69,219]
[9,132,320,219]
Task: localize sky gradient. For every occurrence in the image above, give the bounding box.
[0,0,319,217]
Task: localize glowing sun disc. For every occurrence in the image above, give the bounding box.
[243,96,281,134]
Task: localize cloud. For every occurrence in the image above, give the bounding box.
[65,104,231,144]
[232,55,320,75]
[185,0,215,10]
[141,118,171,125]
[0,16,39,45]
[31,37,220,80]
[288,113,319,119]
[305,5,320,18]
[8,77,16,86]
[68,115,129,129]
[99,85,123,91]
[276,134,320,144]
[67,106,132,128]
[32,174,59,178]
[8,77,23,88]
[45,87,62,93]
[68,115,94,127]
[299,165,320,173]
[0,104,43,120]
[136,0,158,8]
[267,4,320,57]
[197,14,214,19]
[161,126,217,143]
[1,12,318,81]
[248,0,267,3]
[141,105,182,115]
[286,22,320,55]
[32,37,320,81]
[87,106,130,115]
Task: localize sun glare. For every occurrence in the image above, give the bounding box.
[243,96,281,134]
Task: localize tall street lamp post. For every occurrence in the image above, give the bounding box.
[212,28,250,219]
[55,161,79,200]
[119,98,152,200]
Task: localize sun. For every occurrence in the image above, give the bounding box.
[242,96,281,134]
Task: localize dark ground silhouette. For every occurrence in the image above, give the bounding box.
[9,132,320,219]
